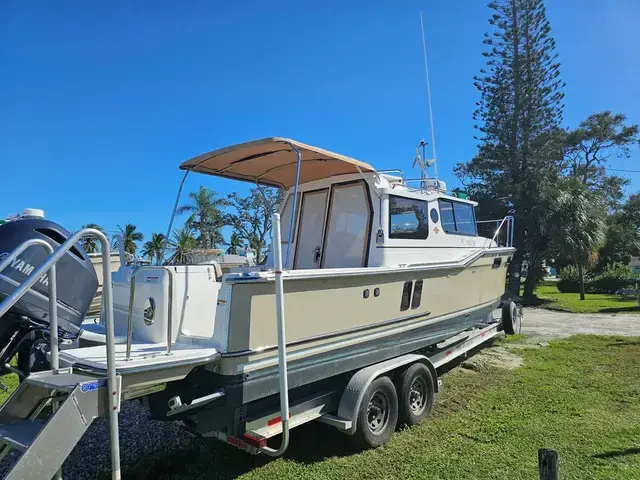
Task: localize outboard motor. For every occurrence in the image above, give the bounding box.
[0,213,98,379]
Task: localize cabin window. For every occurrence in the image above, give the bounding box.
[280,194,301,244]
[437,199,477,236]
[389,196,429,240]
[322,181,371,268]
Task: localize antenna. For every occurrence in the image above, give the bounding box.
[419,11,438,181]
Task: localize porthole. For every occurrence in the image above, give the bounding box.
[143,298,156,326]
[363,289,370,299]
[430,208,439,224]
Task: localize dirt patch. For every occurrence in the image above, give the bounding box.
[460,346,523,372]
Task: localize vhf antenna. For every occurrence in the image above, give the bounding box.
[419,11,439,182]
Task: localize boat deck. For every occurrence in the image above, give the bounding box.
[59,342,220,373]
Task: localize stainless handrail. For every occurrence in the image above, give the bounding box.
[284,141,302,269]
[0,228,121,479]
[260,213,290,457]
[477,215,514,248]
[125,266,175,360]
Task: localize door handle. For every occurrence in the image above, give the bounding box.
[313,246,321,264]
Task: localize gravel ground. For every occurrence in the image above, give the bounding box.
[2,307,639,479]
[520,307,640,340]
[0,401,200,479]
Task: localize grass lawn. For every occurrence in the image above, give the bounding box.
[532,282,640,314]
[0,363,19,405]
[124,335,640,480]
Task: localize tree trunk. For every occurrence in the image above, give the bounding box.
[578,263,586,300]
[507,253,523,297]
[254,241,263,265]
[200,227,207,250]
[522,267,540,299]
[507,221,526,297]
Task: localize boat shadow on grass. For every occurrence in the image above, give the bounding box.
[121,422,365,480]
[122,340,502,480]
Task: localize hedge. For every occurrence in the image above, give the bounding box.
[556,263,639,294]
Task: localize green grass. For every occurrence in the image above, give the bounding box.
[123,335,640,480]
[0,359,19,405]
[532,282,640,313]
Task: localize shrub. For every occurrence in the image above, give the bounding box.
[557,265,582,293]
[588,263,638,294]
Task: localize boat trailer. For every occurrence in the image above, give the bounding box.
[0,218,521,479]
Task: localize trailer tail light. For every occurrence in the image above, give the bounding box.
[242,432,267,449]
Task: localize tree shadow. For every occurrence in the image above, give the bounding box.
[607,340,640,347]
[598,306,640,314]
[520,296,553,308]
[591,447,640,459]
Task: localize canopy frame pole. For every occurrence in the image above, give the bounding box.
[161,171,189,263]
[284,143,302,269]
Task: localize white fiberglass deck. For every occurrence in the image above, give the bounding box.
[59,342,219,372]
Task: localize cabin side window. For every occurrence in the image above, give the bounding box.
[279,194,301,244]
[437,199,477,236]
[388,195,429,240]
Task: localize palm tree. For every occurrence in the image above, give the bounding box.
[113,223,144,255]
[225,231,244,255]
[167,226,197,264]
[141,233,166,265]
[79,223,104,254]
[550,180,606,300]
[177,186,227,250]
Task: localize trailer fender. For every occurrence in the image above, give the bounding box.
[337,353,438,435]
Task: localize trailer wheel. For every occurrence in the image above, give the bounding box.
[352,376,398,449]
[501,300,520,335]
[396,363,434,427]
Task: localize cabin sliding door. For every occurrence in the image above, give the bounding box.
[321,181,371,268]
[293,189,329,269]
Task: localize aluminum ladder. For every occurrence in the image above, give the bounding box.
[0,228,121,479]
[0,369,113,479]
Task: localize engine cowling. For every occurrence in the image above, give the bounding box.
[0,217,98,377]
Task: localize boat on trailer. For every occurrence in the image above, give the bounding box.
[0,137,519,478]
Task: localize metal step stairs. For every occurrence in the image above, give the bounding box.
[0,228,123,478]
[0,369,113,479]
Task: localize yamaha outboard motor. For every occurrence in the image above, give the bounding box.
[0,213,98,379]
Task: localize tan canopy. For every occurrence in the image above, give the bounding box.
[179,137,375,189]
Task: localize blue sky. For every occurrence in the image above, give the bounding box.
[2,0,639,244]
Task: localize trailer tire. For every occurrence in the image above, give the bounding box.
[502,300,519,335]
[352,376,398,449]
[396,363,434,427]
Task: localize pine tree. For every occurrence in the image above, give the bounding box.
[456,0,565,297]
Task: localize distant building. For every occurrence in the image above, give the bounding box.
[631,257,640,274]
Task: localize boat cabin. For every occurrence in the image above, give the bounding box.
[180,137,491,271]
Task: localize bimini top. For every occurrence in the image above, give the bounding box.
[179,137,375,189]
